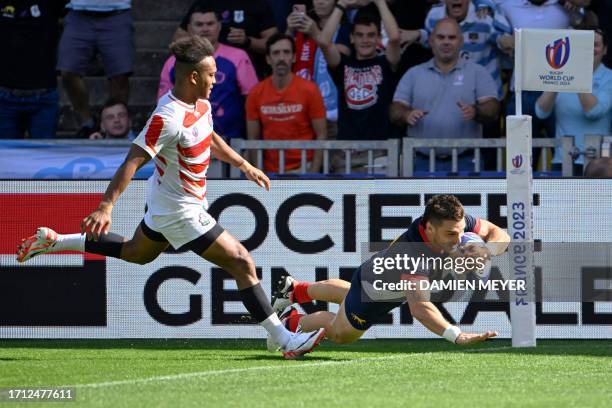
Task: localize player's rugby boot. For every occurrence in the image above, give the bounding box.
[271,274,296,314]
[266,305,300,352]
[282,327,326,360]
[16,227,58,263]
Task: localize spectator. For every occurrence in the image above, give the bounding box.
[486,1,583,128]
[317,0,401,173]
[0,0,65,139]
[268,0,314,33]
[535,28,612,175]
[584,157,612,177]
[319,0,401,142]
[406,0,513,99]
[390,18,500,173]
[175,1,278,79]
[287,0,352,139]
[586,0,612,67]
[476,0,586,168]
[159,5,258,141]
[246,33,327,173]
[57,0,134,138]
[476,0,587,27]
[401,0,513,170]
[88,98,134,139]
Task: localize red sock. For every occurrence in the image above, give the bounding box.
[292,281,313,304]
[284,312,304,333]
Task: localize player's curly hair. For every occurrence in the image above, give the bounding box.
[422,194,464,226]
[169,35,215,65]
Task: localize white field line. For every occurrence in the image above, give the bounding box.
[66,346,515,389]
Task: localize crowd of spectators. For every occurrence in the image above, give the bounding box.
[1,0,611,175]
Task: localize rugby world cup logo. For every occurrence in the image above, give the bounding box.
[545,37,570,70]
[512,154,523,169]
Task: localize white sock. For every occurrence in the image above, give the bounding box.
[54,233,86,252]
[260,313,292,348]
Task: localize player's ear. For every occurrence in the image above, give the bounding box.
[190,70,199,86]
[425,221,435,235]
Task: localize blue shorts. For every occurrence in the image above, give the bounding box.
[56,10,134,77]
[343,266,403,331]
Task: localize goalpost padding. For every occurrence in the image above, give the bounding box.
[506,115,537,347]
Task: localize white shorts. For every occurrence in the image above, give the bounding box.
[143,206,222,251]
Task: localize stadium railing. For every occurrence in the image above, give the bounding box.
[229,137,578,177]
[2,136,591,178]
[229,139,401,177]
[401,136,575,177]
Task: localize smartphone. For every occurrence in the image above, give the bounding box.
[293,4,306,15]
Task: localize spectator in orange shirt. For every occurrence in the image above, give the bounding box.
[246,33,327,173]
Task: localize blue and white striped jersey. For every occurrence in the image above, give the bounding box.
[419,2,512,98]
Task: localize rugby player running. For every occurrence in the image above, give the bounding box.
[16,36,324,359]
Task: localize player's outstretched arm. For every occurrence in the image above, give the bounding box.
[454,331,498,345]
[210,132,271,191]
[81,144,151,241]
[408,297,497,345]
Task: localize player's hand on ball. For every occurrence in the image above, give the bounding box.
[81,207,112,241]
[461,244,491,262]
[455,330,497,345]
[240,161,271,191]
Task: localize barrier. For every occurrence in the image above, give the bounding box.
[4,136,605,179]
[229,139,400,177]
[401,137,575,176]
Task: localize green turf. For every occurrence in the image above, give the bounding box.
[0,339,610,407]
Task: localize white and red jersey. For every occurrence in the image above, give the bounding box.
[133,92,214,215]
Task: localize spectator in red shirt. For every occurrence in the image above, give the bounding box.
[246,33,327,173]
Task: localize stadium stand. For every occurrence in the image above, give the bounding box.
[57,0,193,136]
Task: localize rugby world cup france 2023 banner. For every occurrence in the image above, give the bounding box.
[519,28,594,93]
[1,180,611,339]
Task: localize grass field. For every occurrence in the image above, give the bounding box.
[0,339,610,407]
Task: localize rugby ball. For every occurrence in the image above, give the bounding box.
[461,232,484,244]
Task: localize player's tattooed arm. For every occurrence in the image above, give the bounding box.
[81,144,151,240]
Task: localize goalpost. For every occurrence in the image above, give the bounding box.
[506,28,594,347]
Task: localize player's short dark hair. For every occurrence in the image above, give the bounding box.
[352,9,381,34]
[422,195,465,226]
[169,35,215,65]
[265,33,295,55]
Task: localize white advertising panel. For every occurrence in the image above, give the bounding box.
[1,180,611,339]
